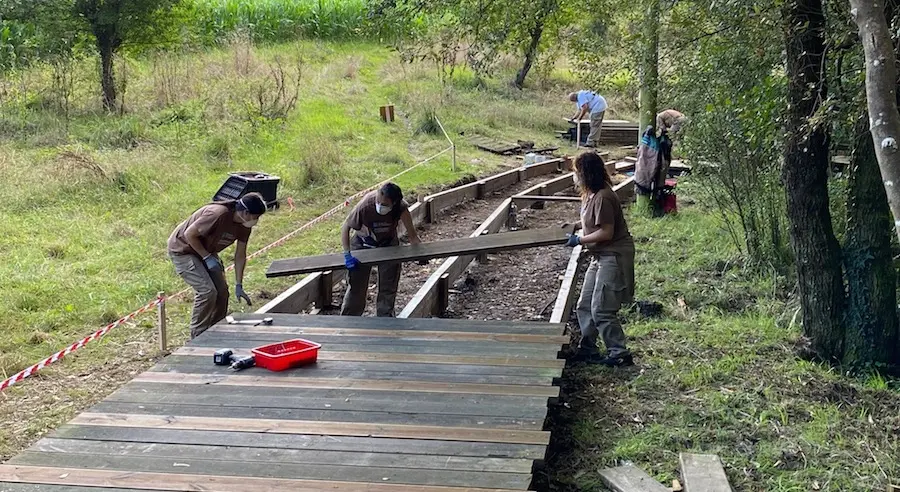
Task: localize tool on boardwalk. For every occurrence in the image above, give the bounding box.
[224,316,273,326]
[267,225,576,277]
[229,355,256,371]
[213,348,235,366]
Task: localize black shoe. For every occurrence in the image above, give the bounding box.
[570,349,601,362]
[587,353,634,367]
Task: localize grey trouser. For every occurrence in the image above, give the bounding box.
[340,239,401,317]
[169,252,229,339]
[575,254,629,357]
[587,111,605,146]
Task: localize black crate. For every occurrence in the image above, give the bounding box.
[213,172,280,209]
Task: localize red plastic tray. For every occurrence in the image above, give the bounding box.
[251,339,321,371]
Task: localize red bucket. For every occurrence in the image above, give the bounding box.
[251,339,321,372]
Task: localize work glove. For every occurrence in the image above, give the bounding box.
[344,251,361,270]
[235,283,252,306]
[566,234,581,247]
[203,254,222,272]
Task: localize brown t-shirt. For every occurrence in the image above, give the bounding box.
[167,204,251,255]
[581,187,632,253]
[346,192,408,245]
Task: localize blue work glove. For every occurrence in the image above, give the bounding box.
[203,254,222,272]
[235,283,252,305]
[566,234,581,247]
[344,251,361,270]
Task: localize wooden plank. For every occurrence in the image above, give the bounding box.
[135,371,559,396]
[0,465,526,492]
[208,325,568,344]
[550,245,583,324]
[134,372,560,397]
[478,168,521,195]
[0,485,164,492]
[522,159,562,179]
[256,270,345,314]
[30,438,534,474]
[147,364,556,387]
[425,182,481,217]
[614,177,635,201]
[400,198,511,318]
[616,161,635,172]
[679,453,733,492]
[598,465,669,492]
[516,173,574,199]
[267,225,575,277]
[70,413,552,445]
[174,347,566,369]
[109,384,550,418]
[86,401,543,430]
[512,195,581,203]
[225,312,560,332]
[52,425,548,459]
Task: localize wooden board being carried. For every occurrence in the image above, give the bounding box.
[266,225,576,277]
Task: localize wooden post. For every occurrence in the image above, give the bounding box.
[436,273,450,316]
[476,181,486,200]
[317,270,334,309]
[425,199,435,224]
[387,104,395,122]
[157,292,167,352]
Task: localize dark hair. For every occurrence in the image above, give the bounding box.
[213,192,267,214]
[379,182,403,204]
[574,151,613,195]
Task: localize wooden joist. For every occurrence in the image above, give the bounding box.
[550,245,584,324]
[267,225,575,277]
[256,270,343,314]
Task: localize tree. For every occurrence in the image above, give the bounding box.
[512,0,560,88]
[781,0,845,361]
[74,0,180,111]
[848,0,900,243]
[638,0,659,131]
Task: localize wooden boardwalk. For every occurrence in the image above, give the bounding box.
[0,313,568,491]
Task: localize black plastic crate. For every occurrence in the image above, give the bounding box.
[213,172,280,209]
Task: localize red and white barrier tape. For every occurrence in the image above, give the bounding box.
[0,146,451,392]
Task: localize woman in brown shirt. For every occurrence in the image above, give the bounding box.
[566,152,635,366]
[167,192,267,338]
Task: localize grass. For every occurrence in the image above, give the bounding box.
[0,39,581,459]
[545,182,900,491]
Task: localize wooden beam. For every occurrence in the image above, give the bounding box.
[256,270,345,314]
[207,325,569,344]
[478,168,521,195]
[513,195,581,209]
[400,199,512,318]
[522,158,562,179]
[71,413,552,445]
[424,181,481,218]
[0,465,524,492]
[598,466,669,492]
[550,245,583,324]
[679,454,733,492]
[174,347,567,369]
[267,225,575,278]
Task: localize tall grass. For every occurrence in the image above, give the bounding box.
[188,0,382,42]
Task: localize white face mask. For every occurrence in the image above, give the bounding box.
[243,218,258,228]
[375,203,392,215]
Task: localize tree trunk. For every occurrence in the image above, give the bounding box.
[849,0,900,243]
[782,0,844,361]
[99,39,117,112]
[843,111,900,367]
[639,0,660,135]
[514,20,544,89]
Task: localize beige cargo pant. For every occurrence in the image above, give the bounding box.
[340,239,401,317]
[586,111,605,147]
[575,254,630,358]
[169,252,229,339]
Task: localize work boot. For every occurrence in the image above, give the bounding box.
[587,353,634,367]
[570,348,600,362]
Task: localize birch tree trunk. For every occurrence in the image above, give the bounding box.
[849,0,900,242]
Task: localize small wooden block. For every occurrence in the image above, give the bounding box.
[598,465,669,492]
[672,478,683,491]
[679,453,732,492]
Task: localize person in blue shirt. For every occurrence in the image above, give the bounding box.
[568,90,609,148]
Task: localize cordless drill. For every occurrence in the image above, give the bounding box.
[213,348,255,371]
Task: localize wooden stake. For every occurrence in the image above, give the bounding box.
[379,105,388,122]
[157,292,167,352]
[387,104,395,122]
[436,273,450,316]
[317,270,334,309]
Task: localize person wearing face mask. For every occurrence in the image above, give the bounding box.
[167,192,267,338]
[341,182,421,316]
